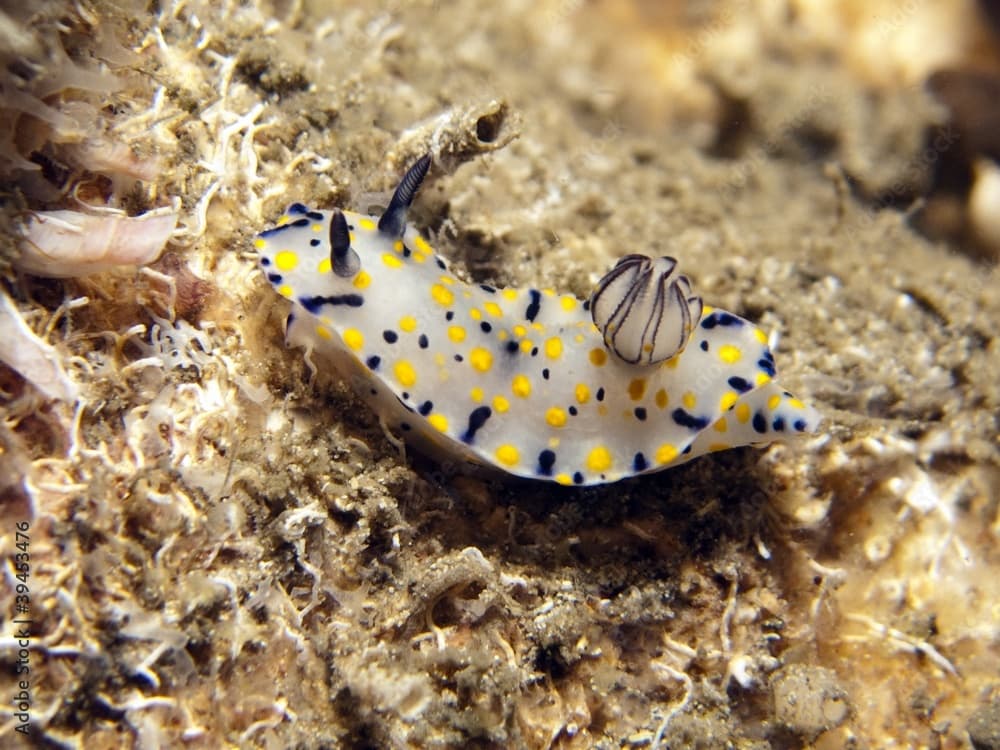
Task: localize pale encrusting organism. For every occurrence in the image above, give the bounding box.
[255,155,820,485]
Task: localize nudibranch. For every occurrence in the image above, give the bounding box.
[255,155,820,485]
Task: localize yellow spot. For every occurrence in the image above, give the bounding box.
[393,240,404,253]
[548,437,560,448]
[713,417,728,433]
[343,328,364,351]
[662,357,680,370]
[431,284,454,306]
[493,395,510,413]
[275,250,299,271]
[545,407,567,428]
[708,442,731,452]
[394,360,417,387]
[789,398,805,409]
[277,285,293,298]
[768,394,782,410]
[502,289,518,301]
[628,378,647,401]
[586,446,613,473]
[498,330,509,341]
[412,251,426,263]
[703,305,714,314]
[545,337,563,359]
[382,253,403,269]
[448,325,466,343]
[495,444,519,467]
[469,308,482,320]
[655,443,678,465]
[575,383,590,404]
[542,288,556,297]
[531,323,544,332]
[358,217,376,231]
[720,392,739,411]
[756,372,772,386]
[353,270,371,289]
[574,334,585,343]
[483,301,503,317]
[470,387,484,403]
[512,374,531,398]
[598,404,608,416]
[312,223,322,232]
[253,238,266,249]
[463,291,471,299]
[736,403,751,423]
[414,235,433,255]
[589,348,607,366]
[513,324,527,338]
[276,216,289,226]
[434,353,446,367]
[555,473,572,486]
[438,275,455,286]
[317,258,332,274]
[682,391,697,409]
[399,315,417,333]
[428,413,448,432]
[560,296,577,311]
[719,344,742,364]
[469,347,493,372]
[520,339,534,354]
[316,326,332,340]
[655,388,669,409]
[754,328,768,344]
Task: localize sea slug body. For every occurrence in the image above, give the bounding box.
[255,155,821,485]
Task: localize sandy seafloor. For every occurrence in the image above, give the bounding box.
[1,0,999,748]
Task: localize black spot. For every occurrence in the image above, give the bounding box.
[700,340,709,351]
[454,354,464,362]
[572,472,584,485]
[436,257,447,270]
[383,330,398,343]
[287,312,295,325]
[752,412,767,434]
[530,347,538,357]
[682,444,692,454]
[446,311,454,321]
[537,449,556,476]
[672,408,709,430]
[402,245,412,257]
[772,417,785,431]
[418,400,433,416]
[369,388,377,396]
[300,294,364,313]
[306,210,324,221]
[505,341,519,354]
[793,418,808,432]
[757,358,776,377]
[479,284,496,293]
[292,217,309,227]
[525,289,542,322]
[633,452,648,472]
[568,406,578,416]
[634,407,647,421]
[309,238,320,247]
[259,218,308,237]
[596,387,605,402]
[260,255,271,266]
[480,321,492,333]
[542,368,550,380]
[267,273,283,283]
[461,406,492,443]
[287,203,308,214]
[401,422,411,431]
[418,334,429,349]
[582,298,591,311]
[728,376,752,393]
[366,356,381,370]
[701,311,743,329]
